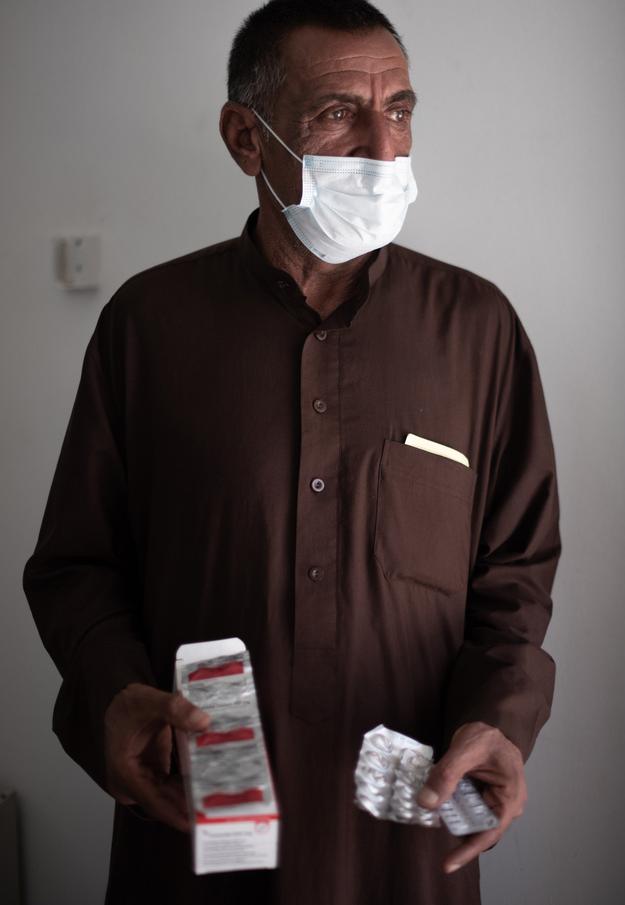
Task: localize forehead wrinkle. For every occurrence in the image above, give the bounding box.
[311,53,404,64]
[307,54,407,77]
[306,65,409,83]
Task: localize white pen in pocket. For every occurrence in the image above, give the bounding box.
[404,433,470,468]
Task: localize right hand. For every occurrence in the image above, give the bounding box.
[103,682,210,833]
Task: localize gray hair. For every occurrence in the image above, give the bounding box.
[229,57,286,141]
[227,0,409,136]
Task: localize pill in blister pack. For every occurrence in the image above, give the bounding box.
[437,777,500,835]
[354,725,499,836]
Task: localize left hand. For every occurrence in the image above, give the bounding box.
[416,721,527,874]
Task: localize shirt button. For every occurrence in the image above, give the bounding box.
[308,566,325,581]
[277,280,289,290]
[311,477,325,492]
[313,398,328,413]
[315,330,328,341]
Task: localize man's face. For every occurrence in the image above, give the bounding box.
[258,24,415,205]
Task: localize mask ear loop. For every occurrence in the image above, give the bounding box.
[259,169,287,212]
[252,108,303,212]
[252,109,303,164]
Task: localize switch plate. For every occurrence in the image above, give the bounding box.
[54,235,100,290]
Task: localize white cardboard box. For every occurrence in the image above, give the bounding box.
[174,638,280,874]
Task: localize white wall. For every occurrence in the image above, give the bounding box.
[1,1,622,902]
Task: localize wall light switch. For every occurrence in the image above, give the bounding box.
[54,235,100,290]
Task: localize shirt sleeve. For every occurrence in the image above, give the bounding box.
[442,293,561,763]
[22,298,157,794]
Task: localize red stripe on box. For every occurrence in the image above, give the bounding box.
[196,727,255,746]
[202,788,264,808]
[188,662,244,681]
[195,812,279,825]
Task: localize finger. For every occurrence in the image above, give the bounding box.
[124,770,192,834]
[142,723,174,776]
[442,794,523,874]
[443,826,504,873]
[144,688,211,733]
[417,755,474,809]
[105,765,139,806]
[418,726,519,809]
[165,691,211,733]
[417,740,487,809]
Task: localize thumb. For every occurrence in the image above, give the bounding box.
[416,755,465,810]
[149,688,211,733]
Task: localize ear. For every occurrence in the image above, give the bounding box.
[219,102,263,177]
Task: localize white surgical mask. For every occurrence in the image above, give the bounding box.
[253,109,418,264]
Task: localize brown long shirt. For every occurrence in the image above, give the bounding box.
[23,208,561,905]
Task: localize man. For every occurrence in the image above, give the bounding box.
[22,1,560,903]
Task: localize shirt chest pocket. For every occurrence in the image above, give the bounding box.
[373,438,477,596]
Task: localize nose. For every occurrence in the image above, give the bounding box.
[352,110,397,161]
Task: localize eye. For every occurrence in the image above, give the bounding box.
[323,107,353,122]
[389,108,413,123]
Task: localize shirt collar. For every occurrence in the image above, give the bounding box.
[237,208,388,331]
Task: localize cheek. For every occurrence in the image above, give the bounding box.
[276,160,304,200]
[300,127,347,156]
[391,122,413,151]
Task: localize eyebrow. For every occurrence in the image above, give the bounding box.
[304,89,418,113]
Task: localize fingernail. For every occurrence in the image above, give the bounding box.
[446,863,461,874]
[189,711,209,729]
[418,787,439,808]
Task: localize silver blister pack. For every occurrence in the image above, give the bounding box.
[437,777,500,835]
[184,677,255,711]
[192,705,260,741]
[179,650,275,814]
[354,725,500,836]
[189,742,271,811]
[354,725,441,827]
